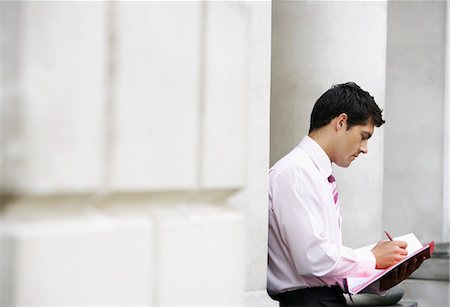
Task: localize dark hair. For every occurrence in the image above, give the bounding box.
[308,82,385,133]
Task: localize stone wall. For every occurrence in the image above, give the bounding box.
[0,2,272,306]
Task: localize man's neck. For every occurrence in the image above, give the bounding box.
[308,129,334,163]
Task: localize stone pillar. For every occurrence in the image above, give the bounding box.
[271,0,388,247]
[0,3,20,305]
[384,2,449,306]
[227,0,272,298]
[0,2,272,306]
[446,0,450,245]
[384,0,446,244]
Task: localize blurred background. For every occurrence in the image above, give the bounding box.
[0,1,448,307]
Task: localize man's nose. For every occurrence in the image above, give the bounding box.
[360,144,368,154]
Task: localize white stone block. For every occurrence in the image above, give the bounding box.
[201,2,250,189]
[5,2,107,194]
[152,205,245,306]
[3,216,153,306]
[226,1,272,292]
[111,2,201,191]
[0,1,20,195]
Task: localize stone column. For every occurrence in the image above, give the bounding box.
[384,2,449,306]
[384,0,446,244]
[227,0,272,299]
[0,2,272,306]
[271,0,388,247]
[446,0,450,245]
[447,4,450,305]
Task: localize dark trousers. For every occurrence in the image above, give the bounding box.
[273,286,348,307]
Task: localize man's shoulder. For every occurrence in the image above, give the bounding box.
[270,146,315,175]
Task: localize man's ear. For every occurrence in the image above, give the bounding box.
[336,113,348,131]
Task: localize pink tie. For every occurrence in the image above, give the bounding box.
[328,175,339,205]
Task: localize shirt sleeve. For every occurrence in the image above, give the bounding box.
[271,167,376,278]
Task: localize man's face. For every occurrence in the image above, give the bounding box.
[333,119,375,168]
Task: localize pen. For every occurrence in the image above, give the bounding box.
[384,230,394,241]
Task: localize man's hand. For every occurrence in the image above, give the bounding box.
[371,240,408,269]
[379,256,426,291]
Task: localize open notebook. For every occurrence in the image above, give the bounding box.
[344,233,434,295]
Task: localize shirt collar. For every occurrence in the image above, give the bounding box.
[297,135,333,179]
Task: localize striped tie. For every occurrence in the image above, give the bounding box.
[328,175,339,205]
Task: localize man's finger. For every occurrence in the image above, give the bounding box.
[395,240,408,249]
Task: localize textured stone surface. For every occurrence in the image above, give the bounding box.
[151,205,245,306]
[410,256,449,281]
[0,2,266,306]
[111,2,201,191]
[201,2,249,189]
[384,0,446,243]
[2,216,153,305]
[226,1,272,291]
[3,2,107,194]
[403,279,449,307]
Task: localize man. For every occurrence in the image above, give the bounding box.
[267,82,423,306]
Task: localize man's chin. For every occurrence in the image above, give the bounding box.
[335,161,352,168]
